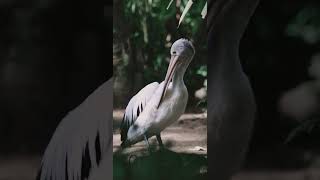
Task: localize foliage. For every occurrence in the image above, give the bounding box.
[114,0,207,108]
[283,6,320,142]
[286,4,320,44]
[167,0,207,27]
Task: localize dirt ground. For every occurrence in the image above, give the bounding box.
[113,110,208,155]
[1,110,320,180]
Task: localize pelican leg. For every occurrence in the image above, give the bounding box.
[156,134,164,148]
[144,135,151,151]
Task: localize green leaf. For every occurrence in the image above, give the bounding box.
[167,0,174,10]
[131,3,136,13]
[196,65,207,77]
[178,0,194,28]
[201,2,207,19]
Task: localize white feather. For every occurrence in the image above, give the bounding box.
[38,78,113,180]
[120,82,159,140]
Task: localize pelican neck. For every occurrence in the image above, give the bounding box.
[172,68,186,88]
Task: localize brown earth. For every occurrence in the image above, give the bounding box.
[113,110,208,155]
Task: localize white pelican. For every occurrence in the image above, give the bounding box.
[120,38,195,149]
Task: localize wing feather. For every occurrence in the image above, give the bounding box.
[120,82,159,141]
[37,78,113,180]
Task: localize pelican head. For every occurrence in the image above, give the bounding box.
[167,38,195,78]
[170,38,195,61]
[158,38,195,107]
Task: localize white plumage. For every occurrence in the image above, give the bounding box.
[37,78,113,180]
[120,38,195,148]
[120,82,159,141]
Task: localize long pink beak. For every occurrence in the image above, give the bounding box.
[157,55,180,108]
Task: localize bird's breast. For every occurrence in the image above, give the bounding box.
[149,85,188,133]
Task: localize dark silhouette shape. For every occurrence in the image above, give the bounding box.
[207,0,259,179]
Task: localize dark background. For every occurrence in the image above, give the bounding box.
[0,0,319,177]
[0,0,112,154]
[242,0,320,170]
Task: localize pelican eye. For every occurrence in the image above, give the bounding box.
[172,51,177,55]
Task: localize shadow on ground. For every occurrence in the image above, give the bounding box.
[113,148,207,180]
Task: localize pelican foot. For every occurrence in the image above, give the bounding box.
[156,134,166,150]
[144,135,152,153]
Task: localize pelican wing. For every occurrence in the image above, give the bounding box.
[120,82,159,141]
[37,79,113,180]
